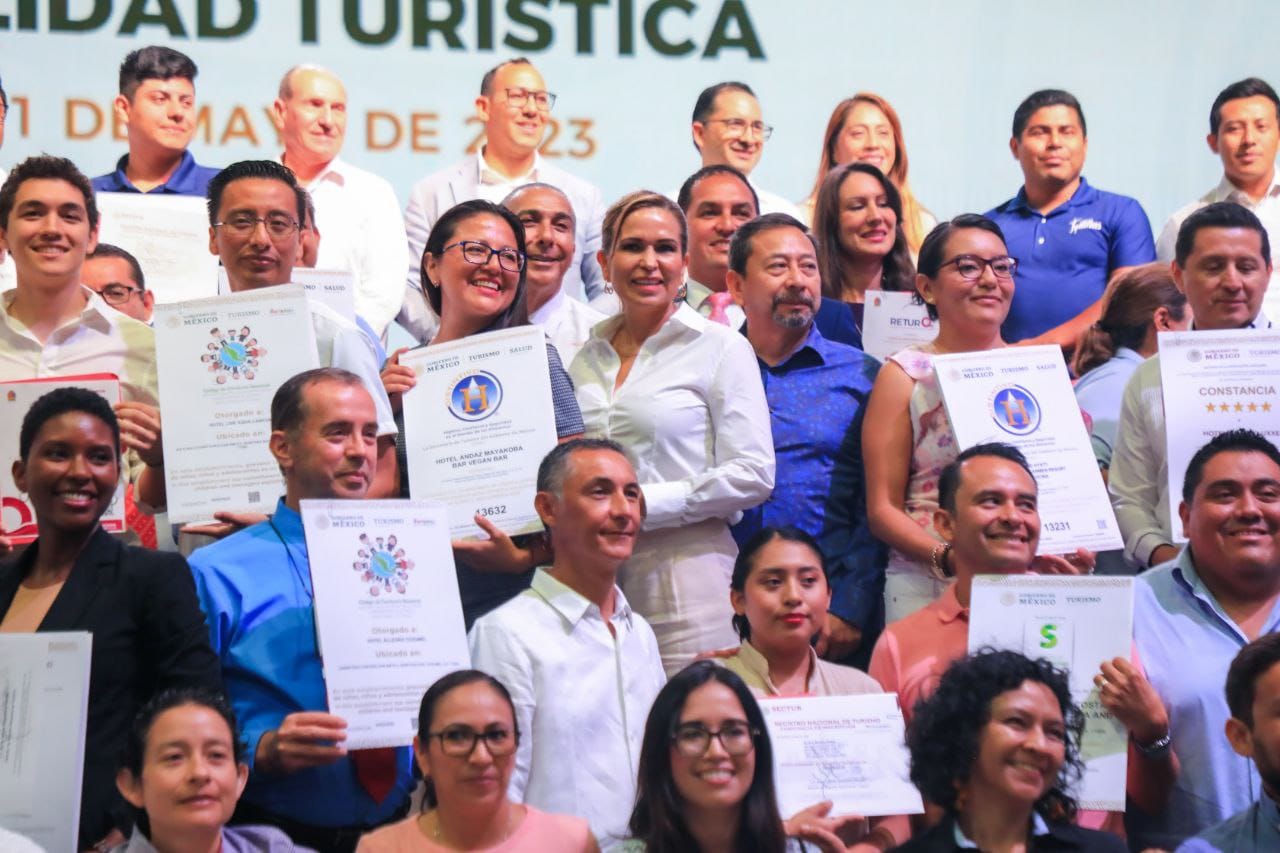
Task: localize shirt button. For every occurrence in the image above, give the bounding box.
[1041,217,1047,223]
[1038,237,1046,245]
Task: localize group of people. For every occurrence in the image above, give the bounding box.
[1,44,1280,853]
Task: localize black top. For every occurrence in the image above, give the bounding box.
[0,528,222,848]
[890,815,1128,852]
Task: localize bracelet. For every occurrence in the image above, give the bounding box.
[930,543,953,580]
[1134,730,1172,756]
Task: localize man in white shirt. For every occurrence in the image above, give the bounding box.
[1110,201,1272,569]
[401,58,606,341]
[689,82,800,219]
[469,439,666,850]
[82,244,154,325]
[502,182,604,364]
[274,65,405,337]
[1157,78,1280,320]
[676,164,759,327]
[205,160,397,497]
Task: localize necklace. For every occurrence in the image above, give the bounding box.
[425,804,520,848]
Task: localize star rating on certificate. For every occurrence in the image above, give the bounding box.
[1205,400,1273,414]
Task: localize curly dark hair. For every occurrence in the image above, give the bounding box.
[907,648,1084,821]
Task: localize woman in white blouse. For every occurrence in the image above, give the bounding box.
[571,190,775,675]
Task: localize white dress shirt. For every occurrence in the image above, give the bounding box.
[293,156,406,336]
[0,287,158,404]
[529,287,606,365]
[308,300,397,436]
[1108,319,1271,568]
[751,180,804,220]
[469,569,665,851]
[1156,172,1280,320]
[571,304,774,671]
[683,277,745,329]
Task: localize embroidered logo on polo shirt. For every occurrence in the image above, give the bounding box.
[1069,217,1103,235]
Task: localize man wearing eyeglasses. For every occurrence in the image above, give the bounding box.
[689,82,801,220]
[470,439,665,850]
[274,65,405,339]
[400,58,606,344]
[986,89,1155,350]
[83,243,153,324]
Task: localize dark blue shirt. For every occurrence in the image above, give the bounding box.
[732,324,885,636]
[987,177,1155,342]
[91,149,221,196]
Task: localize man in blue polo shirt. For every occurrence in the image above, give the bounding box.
[726,212,883,666]
[987,89,1155,349]
[92,46,220,196]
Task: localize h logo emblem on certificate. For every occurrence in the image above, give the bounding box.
[991,385,1041,435]
[449,372,504,421]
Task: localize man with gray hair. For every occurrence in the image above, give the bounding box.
[469,439,664,849]
[273,64,405,336]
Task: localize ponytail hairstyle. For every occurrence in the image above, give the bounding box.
[1072,263,1187,377]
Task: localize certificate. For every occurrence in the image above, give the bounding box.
[969,575,1134,811]
[0,375,126,544]
[860,291,938,361]
[302,499,469,749]
[1159,329,1280,542]
[96,192,220,303]
[400,326,558,537]
[760,694,923,818]
[154,286,319,524]
[933,346,1123,553]
[0,632,92,853]
[218,267,357,321]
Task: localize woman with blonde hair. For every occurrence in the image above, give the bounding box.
[571,190,774,675]
[799,94,936,255]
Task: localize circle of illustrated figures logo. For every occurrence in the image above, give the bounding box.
[448,371,504,422]
[989,385,1042,436]
[354,532,414,596]
[201,326,266,384]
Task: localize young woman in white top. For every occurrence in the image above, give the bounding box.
[570,190,775,675]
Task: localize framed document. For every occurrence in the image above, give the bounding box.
[96,192,220,303]
[969,574,1135,811]
[400,326,558,538]
[302,499,469,750]
[0,632,92,853]
[154,286,319,524]
[933,346,1123,554]
[1159,329,1280,542]
[861,291,938,361]
[760,694,924,818]
[218,267,356,321]
[0,375,125,544]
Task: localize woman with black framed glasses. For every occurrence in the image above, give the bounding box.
[624,662,855,853]
[357,670,596,852]
[379,199,584,623]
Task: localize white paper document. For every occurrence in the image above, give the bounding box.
[933,346,1123,553]
[860,291,938,361]
[761,693,924,818]
[1159,329,1280,542]
[154,286,320,523]
[0,375,126,544]
[302,499,469,749]
[400,326,558,537]
[218,267,357,321]
[969,574,1134,811]
[0,632,92,853]
[96,192,220,303]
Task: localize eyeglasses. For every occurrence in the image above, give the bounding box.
[703,118,774,141]
[428,725,519,757]
[95,284,144,305]
[442,240,526,272]
[504,87,556,112]
[214,214,300,239]
[671,722,759,758]
[939,254,1019,280]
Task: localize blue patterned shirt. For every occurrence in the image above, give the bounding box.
[732,324,884,633]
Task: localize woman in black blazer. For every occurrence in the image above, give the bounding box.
[0,387,221,851]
